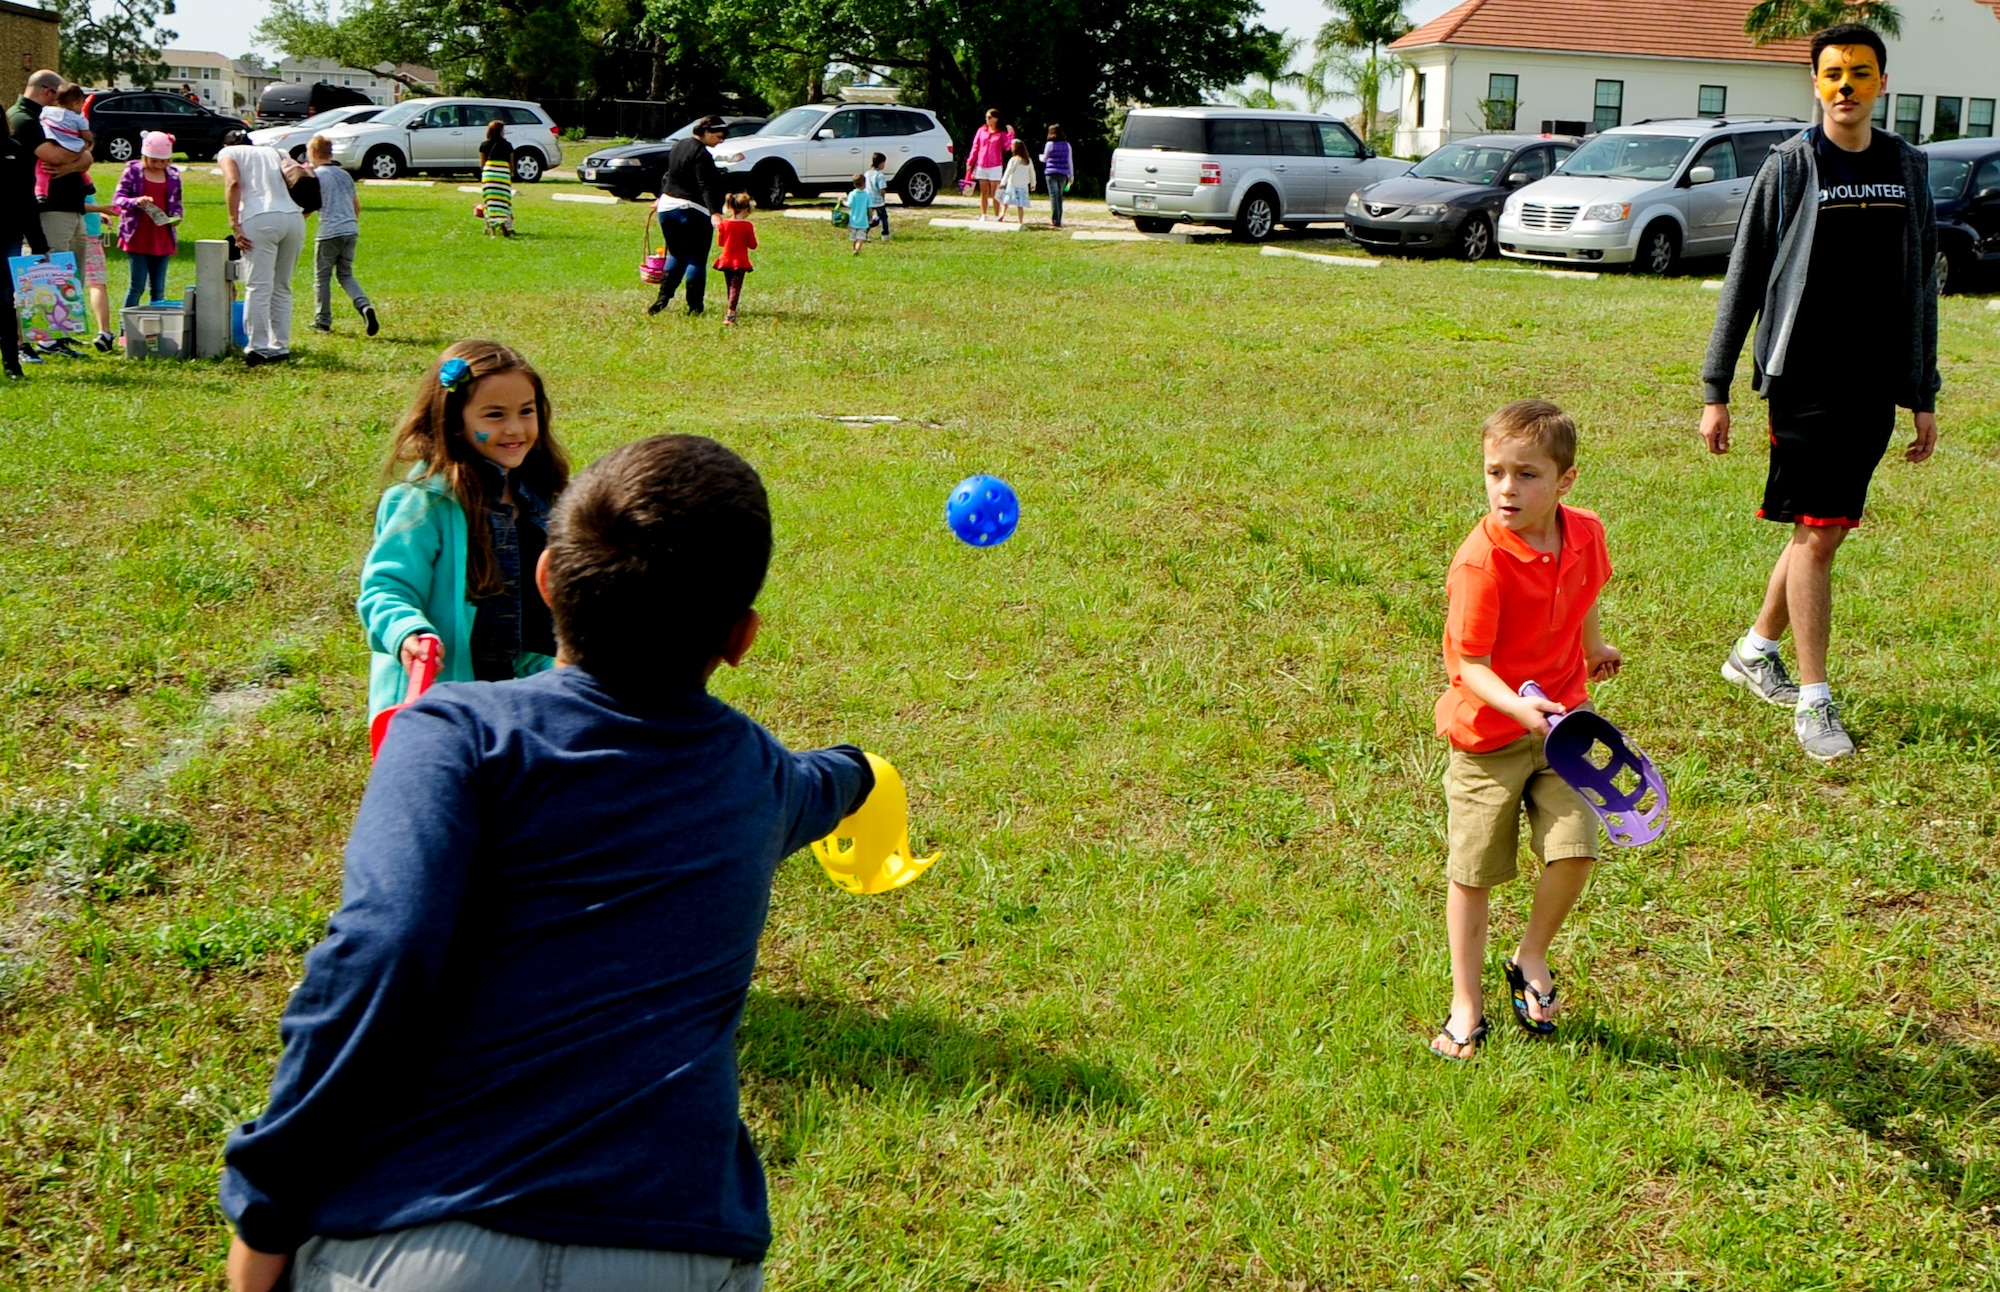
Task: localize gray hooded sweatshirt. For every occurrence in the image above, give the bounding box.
[1701,127,1939,413]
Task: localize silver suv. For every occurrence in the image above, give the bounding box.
[1497,116,1804,274]
[1107,107,1411,240]
[710,103,952,208]
[318,98,564,181]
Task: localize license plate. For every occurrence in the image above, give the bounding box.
[1136,194,1157,210]
[580,167,597,181]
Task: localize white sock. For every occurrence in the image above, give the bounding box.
[1798,682,1831,710]
[1743,629,1781,658]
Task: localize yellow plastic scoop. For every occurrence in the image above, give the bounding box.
[811,753,940,895]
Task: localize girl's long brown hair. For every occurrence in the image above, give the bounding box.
[383,339,571,597]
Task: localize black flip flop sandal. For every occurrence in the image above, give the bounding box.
[1505,959,1558,1036]
[1430,1015,1489,1060]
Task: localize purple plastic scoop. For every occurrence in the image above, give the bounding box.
[1520,681,1668,847]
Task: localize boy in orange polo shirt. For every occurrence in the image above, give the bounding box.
[1431,400,1622,1060]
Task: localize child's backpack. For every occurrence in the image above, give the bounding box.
[830,197,846,227]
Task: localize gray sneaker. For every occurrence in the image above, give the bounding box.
[1722,643,1800,705]
[1794,698,1856,761]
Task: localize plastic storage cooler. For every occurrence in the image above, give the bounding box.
[122,304,186,359]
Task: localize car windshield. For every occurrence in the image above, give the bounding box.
[1558,133,1697,180]
[1929,158,1974,200]
[297,107,377,131]
[757,107,825,138]
[1411,143,1516,184]
[369,102,424,127]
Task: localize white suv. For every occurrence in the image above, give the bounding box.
[1497,116,1803,274]
[711,104,952,208]
[318,98,564,182]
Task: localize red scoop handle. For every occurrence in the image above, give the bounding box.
[368,635,443,761]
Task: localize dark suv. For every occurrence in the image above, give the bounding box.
[85,89,249,163]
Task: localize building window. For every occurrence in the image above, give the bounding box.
[1415,71,1427,128]
[1594,80,1623,133]
[1871,97,1888,128]
[1485,73,1518,131]
[1698,85,1726,117]
[1934,96,1962,140]
[1894,94,1922,141]
[1970,99,1995,138]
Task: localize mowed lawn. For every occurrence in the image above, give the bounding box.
[3,168,2000,1290]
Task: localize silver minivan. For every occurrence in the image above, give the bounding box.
[1107,107,1412,240]
[1497,116,1804,274]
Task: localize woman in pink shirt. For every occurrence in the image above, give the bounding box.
[965,109,1014,220]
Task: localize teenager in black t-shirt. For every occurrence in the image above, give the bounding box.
[1699,23,1939,763]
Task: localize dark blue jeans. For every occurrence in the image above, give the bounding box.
[655,207,712,312]
[1047,176,1068,226]
[125,252,171,307]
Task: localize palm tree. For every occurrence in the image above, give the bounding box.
[1744,0,1900,43]
[1313,0,1411,141]
[1229,35,1308,113]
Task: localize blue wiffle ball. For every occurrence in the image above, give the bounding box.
[945,475,1020,547]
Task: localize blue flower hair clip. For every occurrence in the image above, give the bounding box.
[438,357,473,393]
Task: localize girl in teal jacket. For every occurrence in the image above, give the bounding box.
[359,340,572,717]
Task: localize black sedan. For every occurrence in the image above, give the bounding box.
[84,88,249,163]
[1345,133,1580,260]
[578,116,767,199]
[1922,137,2000,294]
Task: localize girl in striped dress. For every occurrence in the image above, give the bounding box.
[478,120,515,237]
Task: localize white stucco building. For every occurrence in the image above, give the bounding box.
[117,50,239,110]
[1388,0,2000,156]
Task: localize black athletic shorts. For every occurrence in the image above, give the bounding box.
[1759,397,1896,528]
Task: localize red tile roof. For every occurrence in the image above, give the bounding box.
[1389,0,1815,66]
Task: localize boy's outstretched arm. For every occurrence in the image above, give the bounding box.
[1457,654,1565,738]
[1583,606,1622,681]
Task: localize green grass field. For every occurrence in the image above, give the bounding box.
[3,169,2000,1290]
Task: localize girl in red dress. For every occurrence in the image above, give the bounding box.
[711,191,758,327]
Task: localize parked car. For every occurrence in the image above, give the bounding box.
[1345,133,1580,260]
[1497,116,1804,274]
[82,89,249,163]
[578,116,766,199]
[255,81,374,126]
[1106,107,1412,240]
[1924,137,2000,294]
[316,98,564,181]
[248,104,386,160]
[709,104,951,207]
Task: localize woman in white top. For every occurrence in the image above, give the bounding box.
[218,132,306,365]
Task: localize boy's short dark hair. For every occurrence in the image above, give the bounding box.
[851,173,866,187]
[870,151,886,166]
[1482,399,1578,472]
[1811,23,1887,72]
[545,435,771,689]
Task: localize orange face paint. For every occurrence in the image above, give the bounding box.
[1814,44,1886,132]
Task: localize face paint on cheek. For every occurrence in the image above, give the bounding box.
[474,431,492,444]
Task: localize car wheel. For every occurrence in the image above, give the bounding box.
[897,166,937,206]
[1133,216,1176,234]
[1455,214,1494,261]
[103,134,138,164]
[514,151,543,183]
[1636,221,1680,275]
[363,147,405,180]
[1938,242,1970,296]
[289,145,308,163]
[1233,188,1278,243]
[610,184,644,202]
[752,162,791,209]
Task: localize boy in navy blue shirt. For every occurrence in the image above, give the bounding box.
[222,435,876,1292]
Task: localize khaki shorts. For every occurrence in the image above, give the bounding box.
[39,209,90,263]
[1444,732,1599,888]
